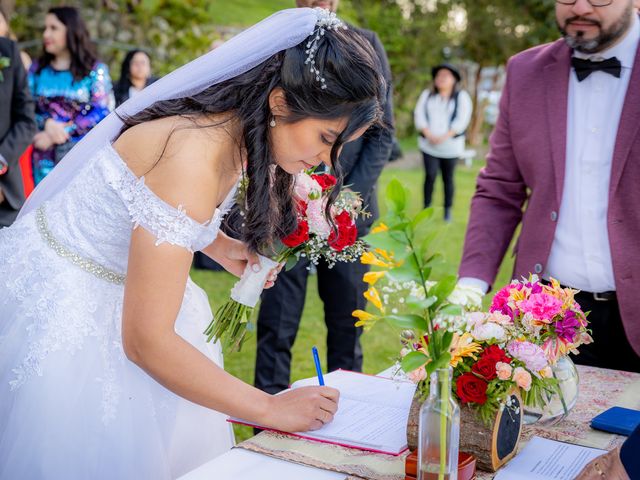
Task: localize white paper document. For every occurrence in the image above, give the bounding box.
[231,369,417,455]
[494,436,607,480]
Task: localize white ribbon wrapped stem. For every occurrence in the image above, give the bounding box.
[230,254,280,308]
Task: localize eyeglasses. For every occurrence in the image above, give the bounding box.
[556,0,613,6]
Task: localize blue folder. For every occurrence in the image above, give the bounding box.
[591,406,640,437]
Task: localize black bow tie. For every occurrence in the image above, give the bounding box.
[571,56,622,82]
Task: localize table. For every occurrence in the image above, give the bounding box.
[179,365,640,480]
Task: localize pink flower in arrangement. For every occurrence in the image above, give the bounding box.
[486,311,513,325]
[512,367,532,391]
[507,340,548,372]
[306,198,331,239]
[519,293,563,323]
[407,366,427,384]
[554,310,581,343]
[489,286,515,317]
[496,362,513,380]
[294,172,322,200]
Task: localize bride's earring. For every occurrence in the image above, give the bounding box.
[269,117,276,128]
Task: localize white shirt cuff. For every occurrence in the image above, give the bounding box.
[457,277,490,295]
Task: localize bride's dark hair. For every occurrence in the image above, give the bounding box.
[120,27,385,255]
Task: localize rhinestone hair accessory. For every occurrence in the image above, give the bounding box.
[305,8,347,89]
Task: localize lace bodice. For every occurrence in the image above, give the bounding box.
[40,142,238,278]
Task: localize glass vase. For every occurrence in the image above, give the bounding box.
[418,367,460,480]
[522,355,579,426]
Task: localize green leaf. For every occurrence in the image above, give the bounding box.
[411,207,435,230]
[363,233,409,260]
[406,295,438,311]
[420,266,432,282]
[401,351,429,373]
[429,275,458,305]
[386,254,421,282]
[385,179,407,214]
[438,304,463,317]
[382,314,428,331]
[284,255,299,271]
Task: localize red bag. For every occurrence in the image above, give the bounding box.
[18,145,34,198]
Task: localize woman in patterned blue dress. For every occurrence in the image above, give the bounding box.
[29,6,113,185]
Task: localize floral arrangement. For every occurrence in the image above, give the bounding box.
[353,180,592,426]
[205,170,368,351]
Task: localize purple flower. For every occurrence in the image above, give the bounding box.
[555,312,581,343]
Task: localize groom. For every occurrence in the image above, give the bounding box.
[459,0,640,372]
[0,36,35,227]
[254,0,394,395]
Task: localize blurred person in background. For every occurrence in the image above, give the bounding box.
[0,33,36,227]
[114,49,157,107]
[0,6,32,71]
[414,63,472,222]
[29,6,113,185]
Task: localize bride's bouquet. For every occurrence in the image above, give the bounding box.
[204,171,368,351]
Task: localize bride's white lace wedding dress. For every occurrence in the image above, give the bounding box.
[0,142,237,479]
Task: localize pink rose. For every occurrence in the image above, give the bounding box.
[496,362,513,380]
[512,367,532,391]
[519,293,563,323]
[540,366,553,378]
[293,172,322,200]
[407,366,427,384]
[507,340,548,372]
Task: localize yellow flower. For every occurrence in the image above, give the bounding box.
[363,270,386,285]
[364,286,384,313]
[360,251,390,268]
[371,222,389,234]
[352,309,377,328]
[449,333,482,367]
[374,248,395,263]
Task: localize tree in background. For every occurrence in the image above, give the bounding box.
[6,0,558,144]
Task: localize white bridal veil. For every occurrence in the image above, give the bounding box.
[19,8,323,218]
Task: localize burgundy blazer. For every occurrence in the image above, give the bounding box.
[459,39,640,355]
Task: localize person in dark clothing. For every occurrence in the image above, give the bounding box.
[0,36,36,227]
[254,0,395,396]
[114,49,157,107]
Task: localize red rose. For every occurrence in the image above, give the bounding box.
[282,220,309,247]
[472,356,498,380]
[328,211,357,251]
[296,199,308,216]
[311,173,337,191]
[482,345,511,364]
[456,372,488,405]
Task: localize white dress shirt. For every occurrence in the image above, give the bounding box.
[545,15,640,293]
[414,89,473,159]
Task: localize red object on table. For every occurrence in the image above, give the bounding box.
[405,450,476,480]
[18,145,34,198]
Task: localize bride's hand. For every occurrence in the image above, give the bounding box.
[204,233,281,288]
[264,386,340,432]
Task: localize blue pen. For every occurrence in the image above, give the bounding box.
[312,346,325,386]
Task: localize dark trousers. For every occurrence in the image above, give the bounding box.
[571,291,640,373]
[254,258,369,394]
[422,152,458,209]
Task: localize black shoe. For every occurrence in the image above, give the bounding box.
[444,208,452,223]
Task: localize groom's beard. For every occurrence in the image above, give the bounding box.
[558,6,633,54]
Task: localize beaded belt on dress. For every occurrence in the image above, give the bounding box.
[36,205,126,285]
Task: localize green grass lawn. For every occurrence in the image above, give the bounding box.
[190,159,516,441]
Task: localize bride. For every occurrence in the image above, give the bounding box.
[0,8,385,479]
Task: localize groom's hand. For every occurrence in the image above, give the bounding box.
[265,386,340,432]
